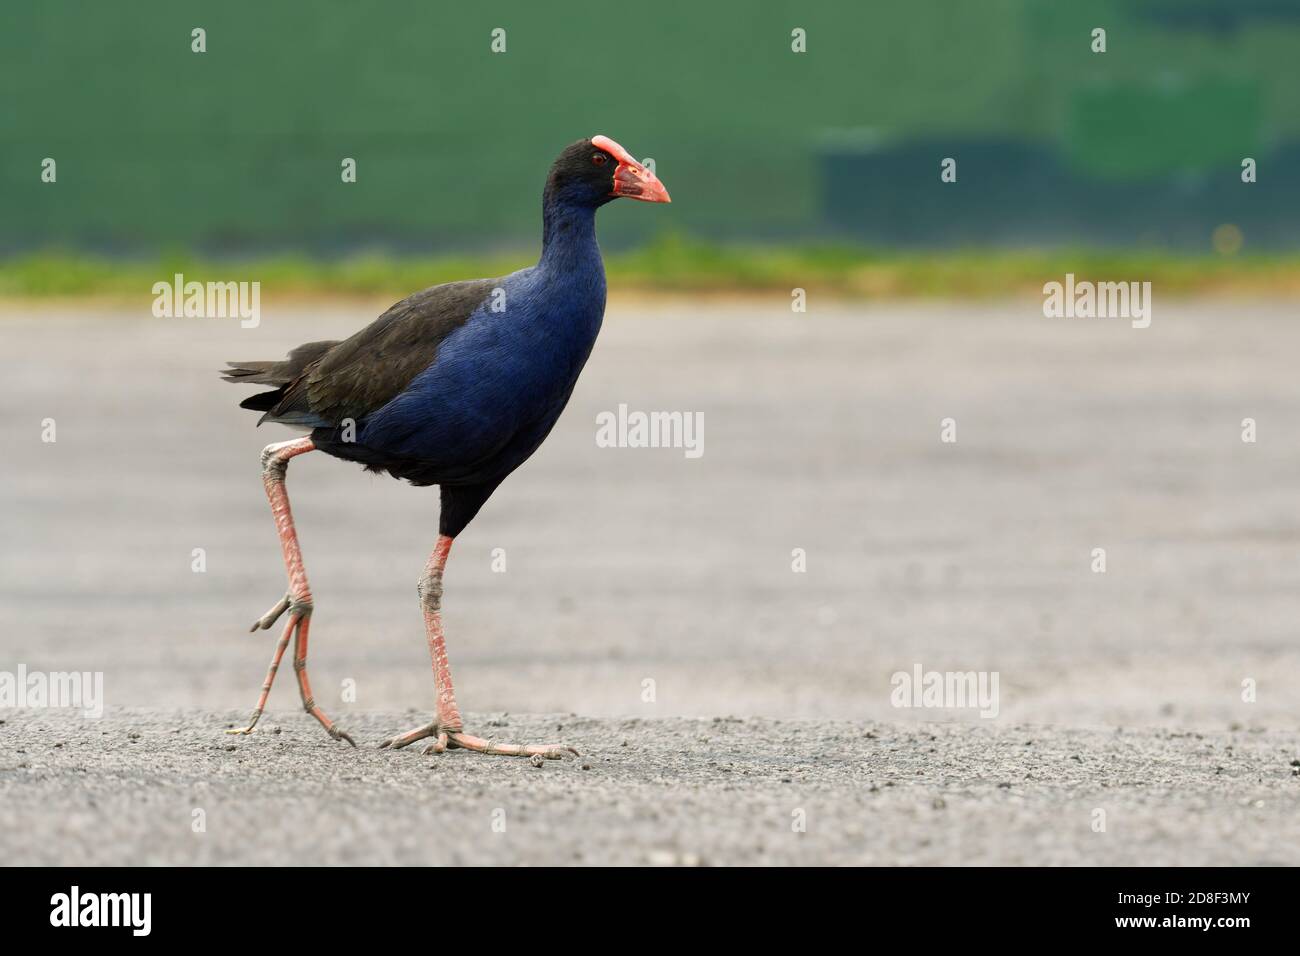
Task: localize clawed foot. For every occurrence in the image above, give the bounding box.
[378,720,577,760]
[224,716,355,746]
[235,595,355,746]
[326,725,357,747]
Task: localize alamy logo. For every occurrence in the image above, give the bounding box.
[0,664,103,718]
[595,404,704,459]
[1042,273,1151,329]
[151,273,261,328]
[890,664,999,718]
[50,886,151,936]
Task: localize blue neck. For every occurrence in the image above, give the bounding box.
[539,195,601,278]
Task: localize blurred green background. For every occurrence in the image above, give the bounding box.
[3,0,1300,291]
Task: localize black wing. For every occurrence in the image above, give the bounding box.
[222,278,495,426]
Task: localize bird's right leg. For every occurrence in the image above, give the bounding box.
[229,438,353,745]
[377,535,576,759]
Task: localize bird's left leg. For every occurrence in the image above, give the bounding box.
[377,535,578,759]
[290,612,354,746]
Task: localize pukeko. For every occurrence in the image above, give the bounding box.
[221,136,669,759]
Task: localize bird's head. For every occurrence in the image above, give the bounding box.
[545,135,671,209]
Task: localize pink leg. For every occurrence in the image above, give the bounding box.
[423,535,462,733]
[291,613,353,745]
[226,614,293,735]
[231,438,353,745]
[262,438,315,616]
[378,535,577,760]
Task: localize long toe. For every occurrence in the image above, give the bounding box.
[445,732,579,760]
[421,731,450,755]
[250,593,292,632]
[377,721,440,750]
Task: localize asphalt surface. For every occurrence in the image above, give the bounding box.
[2,298,1299,865]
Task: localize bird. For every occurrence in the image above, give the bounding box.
[220,135,670,759]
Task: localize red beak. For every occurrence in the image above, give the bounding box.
[592,134,671,203]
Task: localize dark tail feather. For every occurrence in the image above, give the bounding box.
[238,388,287,412]
[220,340,340,386]
[222,340,340,421]
[222,361,280,384]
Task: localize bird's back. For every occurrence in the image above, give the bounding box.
[225,264,604,487]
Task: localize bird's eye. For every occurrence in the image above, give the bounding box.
[592,152,608,166]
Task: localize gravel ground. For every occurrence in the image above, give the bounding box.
[2,708,1297,866]
[1,298,1299,865]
